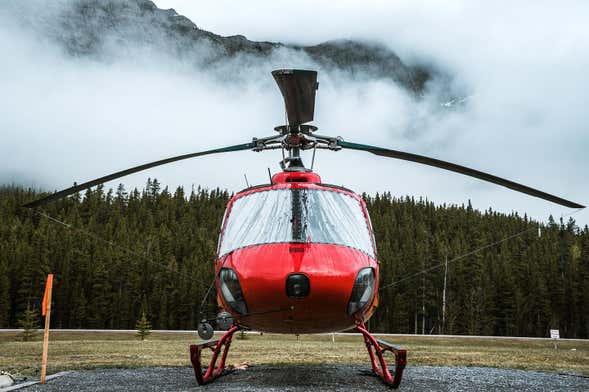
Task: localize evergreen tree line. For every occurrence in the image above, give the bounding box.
[0,181,587,338]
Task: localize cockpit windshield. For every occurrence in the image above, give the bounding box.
[218,188,375,258]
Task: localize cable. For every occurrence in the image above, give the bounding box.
[379,207,584,291]
[379,227,536,291]
[26,208,210,290]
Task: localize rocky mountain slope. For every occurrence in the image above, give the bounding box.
[3,0,433,93]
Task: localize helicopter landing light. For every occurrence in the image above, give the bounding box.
[286,274,311,298]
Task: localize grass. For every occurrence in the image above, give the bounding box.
[0,331,588,377]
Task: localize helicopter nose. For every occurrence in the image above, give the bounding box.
[285,273,310,298]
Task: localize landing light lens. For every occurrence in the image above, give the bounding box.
[219,268,248,315]
[347,267,375,315]
[286,273,310,298]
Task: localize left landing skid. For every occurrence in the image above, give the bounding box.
[189,325,240,385]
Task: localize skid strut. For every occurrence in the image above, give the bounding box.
[356,323,407,389]
[189,325,240,385]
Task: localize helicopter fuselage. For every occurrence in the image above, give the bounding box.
[215,171,379,334]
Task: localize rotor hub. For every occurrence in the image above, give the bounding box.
[252,124,342,171]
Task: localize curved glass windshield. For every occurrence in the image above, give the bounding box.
[218,189,375,258]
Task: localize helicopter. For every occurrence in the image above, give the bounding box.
[24,69,584,389]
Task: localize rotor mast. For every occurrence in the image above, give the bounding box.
[252,69,341,171]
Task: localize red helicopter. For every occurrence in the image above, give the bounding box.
[25,69,583,389]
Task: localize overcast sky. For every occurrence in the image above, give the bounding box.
[1,0,587,226]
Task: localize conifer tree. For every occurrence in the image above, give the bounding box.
[70,282,88,328]
[17,303,39,342]
[136,310,152,341]
[0,258,10,328]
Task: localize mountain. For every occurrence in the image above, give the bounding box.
[3,0,433,93]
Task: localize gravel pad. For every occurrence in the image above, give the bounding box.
[21,365,589,392]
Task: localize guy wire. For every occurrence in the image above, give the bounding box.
[27,208,210,290]
[379,207,584,291]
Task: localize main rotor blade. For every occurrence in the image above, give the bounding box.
[272,69,318,126]
[23,142,255,208]
[339,140,584,209]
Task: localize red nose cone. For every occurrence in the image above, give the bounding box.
[218,243,377,334]
[271,171,321,184]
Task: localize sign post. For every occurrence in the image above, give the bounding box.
[41,274,54,384]
[550,329,560,350]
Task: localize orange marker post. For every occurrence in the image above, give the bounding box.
[41,274,53,384]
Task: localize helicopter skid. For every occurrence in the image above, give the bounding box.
[189,325,240,385]
[357,323,407,389]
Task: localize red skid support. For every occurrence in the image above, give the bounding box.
[190,325,240,385]
[356,323,407,389]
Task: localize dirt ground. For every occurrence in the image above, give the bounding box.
[19,365,589,392]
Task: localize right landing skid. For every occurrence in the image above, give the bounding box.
[356,323,407,388]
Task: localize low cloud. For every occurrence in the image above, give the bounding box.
[1,0,587,225]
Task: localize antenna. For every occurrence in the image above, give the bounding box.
[244,174,250,188]
[267,168,272,183]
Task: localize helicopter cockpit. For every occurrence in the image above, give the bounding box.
[218,188,375,258]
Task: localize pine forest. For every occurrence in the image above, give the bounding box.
[0,181,588,338]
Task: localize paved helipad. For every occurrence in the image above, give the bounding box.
[15,365,589,391]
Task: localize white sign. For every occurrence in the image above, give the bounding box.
[550,329,560,339]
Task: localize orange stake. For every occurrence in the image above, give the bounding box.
[41,274,53,384]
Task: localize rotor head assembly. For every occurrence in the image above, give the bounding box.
[253,69,339,171]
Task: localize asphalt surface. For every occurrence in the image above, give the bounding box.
[19,365,589,392]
